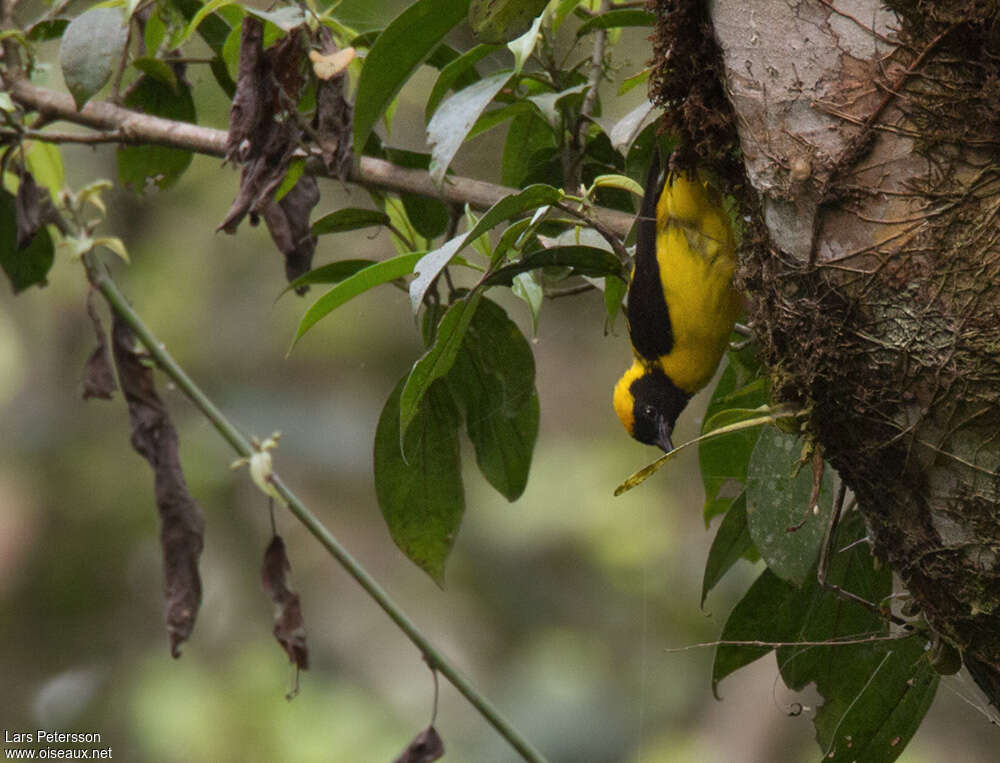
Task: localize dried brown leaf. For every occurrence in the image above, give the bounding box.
[111,314,204,657]
[269,28,307,107]
[81,293,116,400]
[15,170,45,249]
[219,21,307,235]
[225,16,266,162]
[262,534,309,671]
[262,175,319,291]
[394,726,445,763]
[312,27,353,178]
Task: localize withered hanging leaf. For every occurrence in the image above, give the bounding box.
[111,314,204,657]
[81,293,116,400]
[393,726,445,763]
[15,169,46,249]
[312,26,353,178]
[262,534,309,671]
[268,26,307,107]
[261,175,320,292]
[224,16,266,161]
[218,19,307,234]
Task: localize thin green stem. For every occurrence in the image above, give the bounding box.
[88,262,548,763]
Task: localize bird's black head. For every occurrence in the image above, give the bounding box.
[624,366,691,452]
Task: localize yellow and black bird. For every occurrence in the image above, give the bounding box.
[613,152,740,452]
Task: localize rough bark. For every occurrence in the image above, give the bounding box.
[698,0,1000,701]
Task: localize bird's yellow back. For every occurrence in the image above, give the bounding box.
[651,174,740,393]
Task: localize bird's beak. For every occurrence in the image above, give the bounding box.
[655,418,674,453]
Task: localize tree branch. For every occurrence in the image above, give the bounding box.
[6,78,635,236]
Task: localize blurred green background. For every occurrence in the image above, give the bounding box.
[1,2,998,761]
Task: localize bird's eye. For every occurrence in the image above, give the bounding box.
[642,404,656,419]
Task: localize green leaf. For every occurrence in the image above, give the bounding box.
[713,510,934,761]
[609,98,655,153]
[428,70,513,185]
[485,245,626,286]
[93,236,129,263]
[469,0,548,43]
[278,259,377,298]
[502,110,556,187]
[506,13,543,73]
[745,428,835,586]
[117,76,196,192]
[171,0,233,48]
[447,297,538,500]
[465,206,493,258]
[467,101,532,141]
[815,644,938,763]
[143,6,166,54]
[469,185,562,248]
[409,236,466,312]
[169,0,237,96]
[0,29,26,48]
[773,513,933,763]
[426,43,498,121]
[117,76,197,194]
[472,388,539,500]
[423,42,482,89]
[408,184,563,311]
[712,568,808,693]
[618,68,649,96]
[527,83,587,128]
[603,274,626,328]
[246,6,307,31]
[699,364,768,521]
[588,173,643,198]
[209,55,237,99]
[27,18,70,42]
[701,492,754,607]
[59,7,129,108]
[382,196,425,255]
[492,217,534,262]
[400,291,483,447]
[25,141,64,201]
[552,0,586,33]
[374,377,464,586]
[714,511,893,692]
[75,179,112,216]
[354,0,470,158]
[273,158,306,203]
[132,56,179,91]
[221,22,241,80]
[512,271,542,333]
[775,513,892,690]
[0,191,54,294]
[575,8,656,36]
[311,208,391,236]
[291,251,424,348]
[384,148,450,239]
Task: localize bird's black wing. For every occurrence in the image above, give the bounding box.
[625,150,674,360]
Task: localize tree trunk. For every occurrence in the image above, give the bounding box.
[700,0,1000,700]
